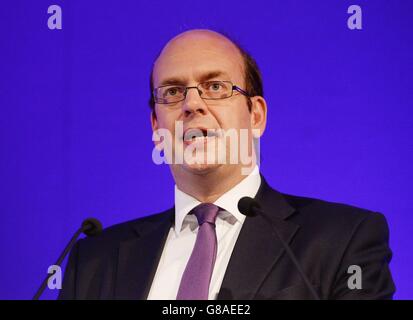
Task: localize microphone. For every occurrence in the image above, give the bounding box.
[32,218,103,300]
[238,197,320,300]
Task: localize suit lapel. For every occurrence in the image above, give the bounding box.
[218,177,300,299]
[115,208,174,299]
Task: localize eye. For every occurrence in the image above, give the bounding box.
[165,87,179,96]
[208,82,223,91]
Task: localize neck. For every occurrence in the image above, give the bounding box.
[172,164,255,203]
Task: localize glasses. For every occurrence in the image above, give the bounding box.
[153,80,250,105]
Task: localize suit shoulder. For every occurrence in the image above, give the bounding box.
[77,208,173,251]
[279,192,390,249]
[282,192,385,225]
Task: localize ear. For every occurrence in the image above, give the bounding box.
[151,110,162,148]
[150,110,158,131]
[249,96,267,138]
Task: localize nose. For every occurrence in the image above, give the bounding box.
[182,87,207,117]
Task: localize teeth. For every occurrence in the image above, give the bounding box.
[184,130,202,140]
[184,129,201,138]
[183,129,218,142]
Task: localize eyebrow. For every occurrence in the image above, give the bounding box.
[198,71,230,83]
[158,70,231,87]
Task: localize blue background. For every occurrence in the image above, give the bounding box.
[1,0,412,299]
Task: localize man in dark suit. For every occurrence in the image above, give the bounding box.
[59,29,395,300]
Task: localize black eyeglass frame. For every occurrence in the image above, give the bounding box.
[152,80,250,105]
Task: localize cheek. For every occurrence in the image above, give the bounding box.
[215,107,251,131]
[154,110,178,130]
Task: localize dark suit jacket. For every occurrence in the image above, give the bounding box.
[58,177,395,300]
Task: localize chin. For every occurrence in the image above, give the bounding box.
[181,162,222,176]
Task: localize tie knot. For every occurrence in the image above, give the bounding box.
[193,203,219,226]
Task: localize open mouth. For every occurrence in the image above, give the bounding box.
[183,128,218,144]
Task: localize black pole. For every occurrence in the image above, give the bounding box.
[32,227,83,300]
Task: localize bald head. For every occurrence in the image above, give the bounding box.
[154,29,244,76]
[162,29,238,48]
[149,29,264,111]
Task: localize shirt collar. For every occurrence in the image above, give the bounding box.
[174,166,261,235]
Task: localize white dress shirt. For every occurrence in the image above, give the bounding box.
[147,166,261,300]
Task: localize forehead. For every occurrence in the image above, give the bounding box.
[153,31,245,87]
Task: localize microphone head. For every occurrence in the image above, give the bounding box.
[238,197,261,217]
[81,218,103,237]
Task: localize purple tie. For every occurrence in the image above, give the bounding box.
[176,203,220,300]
